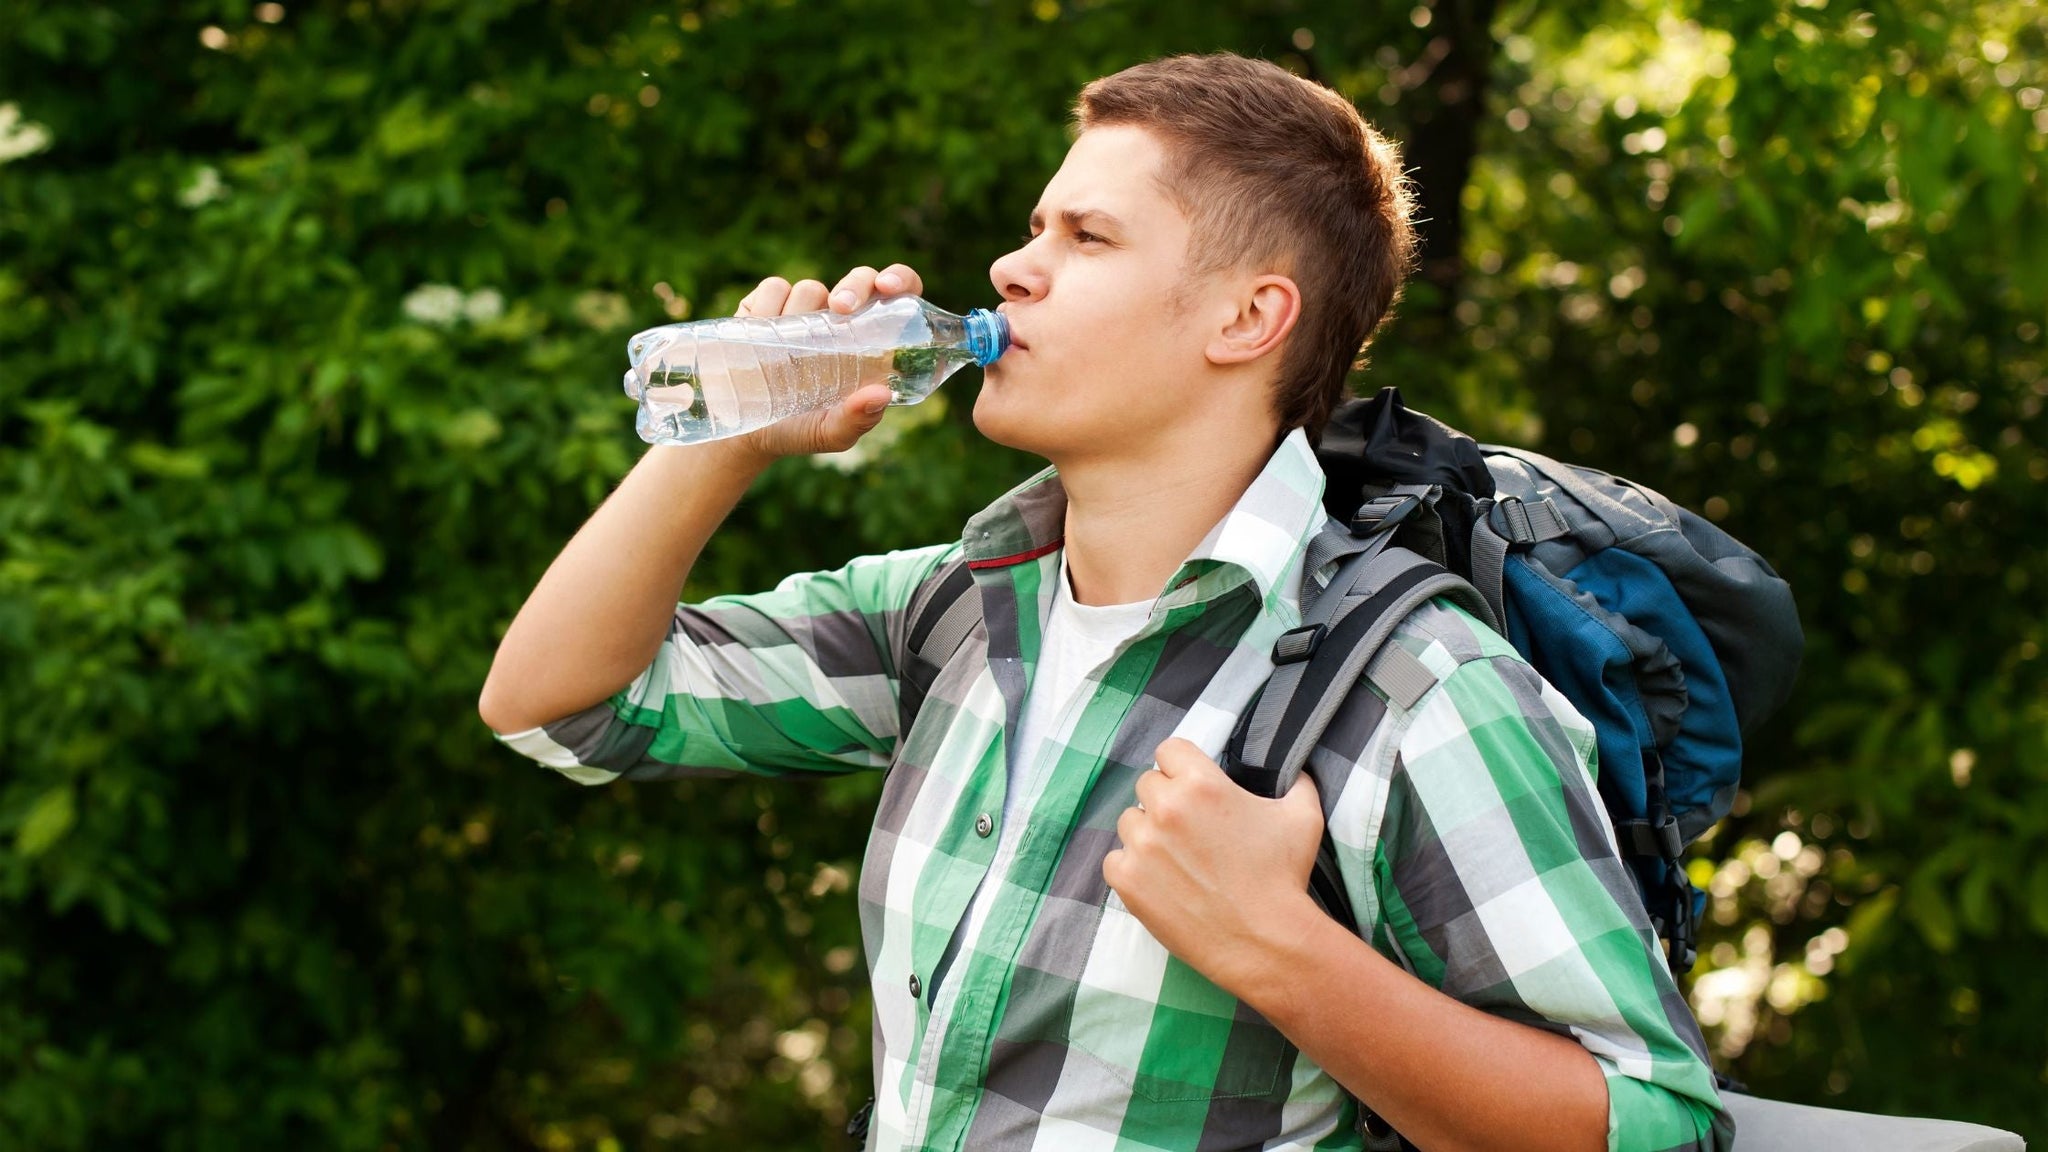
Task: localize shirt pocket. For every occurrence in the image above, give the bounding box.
[1066,887,1293,1104]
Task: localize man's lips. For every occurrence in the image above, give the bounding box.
[997,309,1029,352]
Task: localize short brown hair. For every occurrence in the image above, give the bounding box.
[1075,53,1417,440]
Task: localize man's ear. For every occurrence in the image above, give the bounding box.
[1205,275,1302,367]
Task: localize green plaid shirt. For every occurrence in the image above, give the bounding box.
[496,430,1733,1152]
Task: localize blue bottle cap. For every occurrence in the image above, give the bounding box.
[963,309,1011,367]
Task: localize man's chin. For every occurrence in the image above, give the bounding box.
[970,390,1037,454]
[972,371,1100,461]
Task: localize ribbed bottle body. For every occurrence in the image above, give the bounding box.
[622,296,1003,445]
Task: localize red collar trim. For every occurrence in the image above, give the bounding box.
[966,538,1065,571]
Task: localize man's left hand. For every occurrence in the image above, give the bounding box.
[1102,737,1329,998]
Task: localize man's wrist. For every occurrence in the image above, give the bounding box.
[653,431,777,477]
[717,432,779,475]
[1215,893,1343,1016]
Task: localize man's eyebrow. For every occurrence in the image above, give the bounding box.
[1026,207,1128,234]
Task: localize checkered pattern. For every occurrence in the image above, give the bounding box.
[495,429,1733,1152]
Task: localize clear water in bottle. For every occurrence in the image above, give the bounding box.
[623,295,1009,445]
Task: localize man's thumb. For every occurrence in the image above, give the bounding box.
[1281,769,1322,817]
[846,387,892,434]
[805,388,888,453]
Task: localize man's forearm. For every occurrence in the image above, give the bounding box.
[477,437,770,733]
[477,269,913,735]
[1233,897,1610,1152]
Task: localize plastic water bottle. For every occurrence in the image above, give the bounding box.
[623,295,1010,445]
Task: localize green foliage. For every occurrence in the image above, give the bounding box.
[1420,0,2048,1139]
[1,0,2042,1147]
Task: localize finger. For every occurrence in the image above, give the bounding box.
[1152,737,1216,779]
[1281,771,1326,833]
[874,263,924,297]
[808,384,895,452]
[842,383,895,426]
[829,266,880,314]
[1282,770,1322,809]
[1102,848,1124,889]
[1133,765,1162,811]
[783,278,831,316]
[1116,806,1140,845]
[737,276,792,317]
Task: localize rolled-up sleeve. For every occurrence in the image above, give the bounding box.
[493,542,958,785]
[1369,652,1734,1152]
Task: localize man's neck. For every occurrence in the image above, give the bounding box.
[1053,432,1276,608]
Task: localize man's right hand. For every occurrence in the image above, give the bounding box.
[481,261,929,735]
[732,262,927,462]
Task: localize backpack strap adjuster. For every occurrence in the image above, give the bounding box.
[1272,624,1326,665]
[1620,813,1686,861]
[1659,867,1701,972]
[1350,493,1425,537]
[1490,495,1572,546]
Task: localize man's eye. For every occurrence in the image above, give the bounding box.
[1018,229,1102,245]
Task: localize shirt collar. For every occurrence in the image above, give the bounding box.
[959,427,1330,607]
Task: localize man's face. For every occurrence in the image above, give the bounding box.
[978,125,1218,464]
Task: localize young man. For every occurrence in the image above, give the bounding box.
[480,53,1733,1152]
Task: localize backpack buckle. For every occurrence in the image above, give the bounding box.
[1665,870,1700,972]
[1653,812,1683,859]
[1488,494,1572,546]
[1350,494,1423,537]
[1272,623,1326,665]
[1620,813,1684,861]
[847,1096,875,1140]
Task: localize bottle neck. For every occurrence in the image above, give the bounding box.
[963,308,1011,367]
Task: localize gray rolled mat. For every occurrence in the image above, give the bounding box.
[1725,1093,2027,1152]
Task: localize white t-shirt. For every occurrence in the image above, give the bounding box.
[1003,554,1156,821]
[927,551,1157,1007]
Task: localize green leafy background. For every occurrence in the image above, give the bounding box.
[2,0,2042,1147]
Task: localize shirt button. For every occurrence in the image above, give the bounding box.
[908,973,923,999]
[975,813,994,838]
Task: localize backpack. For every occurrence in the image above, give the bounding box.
[859,388,1804,1149]
[1256,387,1806,976]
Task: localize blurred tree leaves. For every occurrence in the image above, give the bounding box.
[1,0,2042,1147]
[1439,0,2046,1140]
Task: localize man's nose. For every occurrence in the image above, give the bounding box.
[989,244,1047,303]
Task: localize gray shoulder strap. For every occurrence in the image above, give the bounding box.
[1229,513,1490,800]
[897,557,982,737]
[915,572,981,670]
[1469,508,1511,628]
[904,556,979,671]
